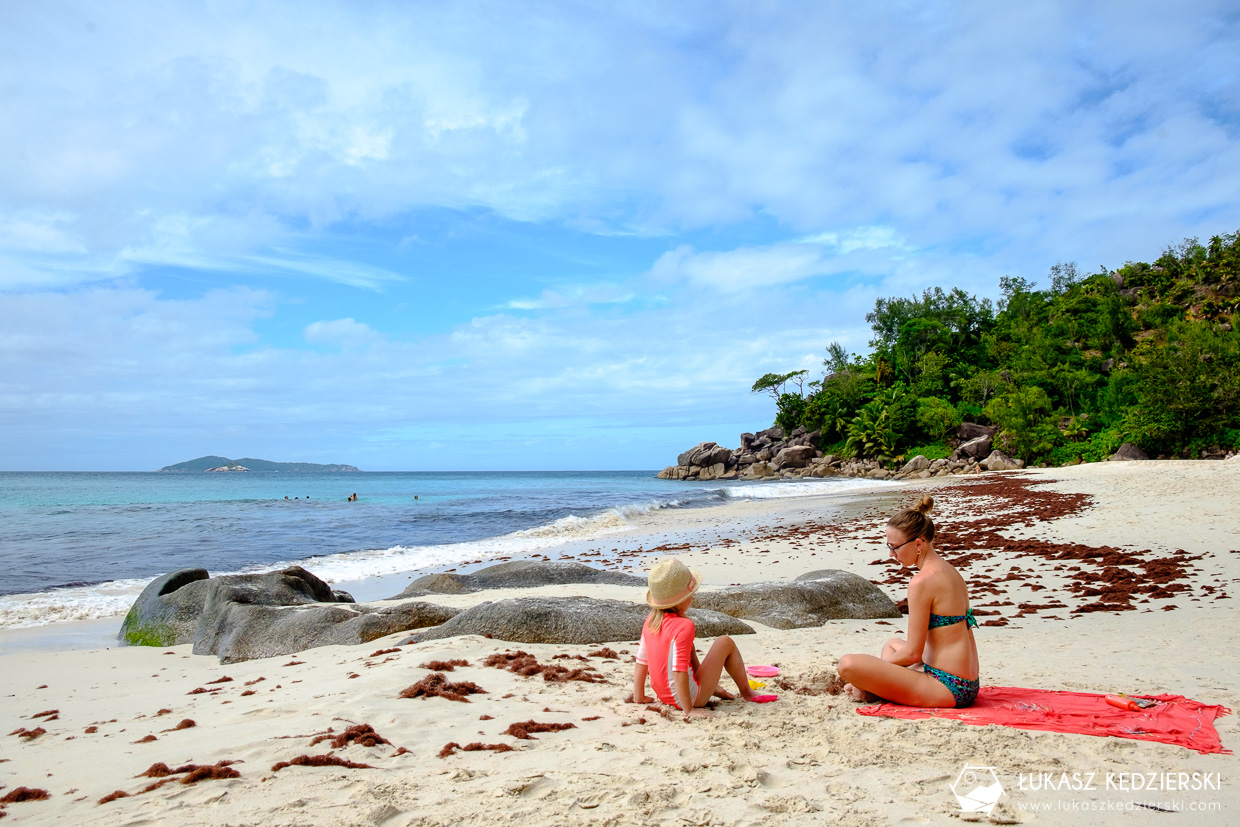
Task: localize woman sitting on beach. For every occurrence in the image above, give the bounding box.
[632,558,776,719]
[838,496,980,708]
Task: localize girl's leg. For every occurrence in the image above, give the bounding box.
[837,653,955,708]
[692,636,755,706]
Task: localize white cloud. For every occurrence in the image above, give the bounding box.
[796,226,910,255]
[2,1,1237,288]
[303,318,381,348]
[650,244,832,292]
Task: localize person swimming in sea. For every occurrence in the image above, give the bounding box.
[837,496,980,708]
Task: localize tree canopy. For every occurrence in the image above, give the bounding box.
[753,230,1240,464]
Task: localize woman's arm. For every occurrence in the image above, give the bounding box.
[885,576,932,666]
[632,661,652,704]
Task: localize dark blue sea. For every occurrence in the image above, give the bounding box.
[0,470,885,628]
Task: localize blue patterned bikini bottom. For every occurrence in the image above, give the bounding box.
[923,663,979,708]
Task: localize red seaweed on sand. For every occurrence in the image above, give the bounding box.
[586,647,619,659]
[483,651,606,684]
[137,760,240,784]
[271,755,373,772]
[10,728,46,740]
[503,720,577,740]
[309,724,390,748]
[399,672,487,702]
[438,742,515,758]
[1,787,50,804]
[419,659,469,671]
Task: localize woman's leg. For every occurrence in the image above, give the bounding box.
[880,637,910,661]
[837,653,956,707]
[692,636,755,706]
[842,638,920,701]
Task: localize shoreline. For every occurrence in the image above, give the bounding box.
[2,462,1236,825]
[0,476,909,649]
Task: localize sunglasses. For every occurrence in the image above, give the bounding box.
[886,538,917,553]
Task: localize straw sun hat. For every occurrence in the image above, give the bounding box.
[646,557,702,609]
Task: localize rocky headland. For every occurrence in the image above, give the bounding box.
[654,423,1165,483]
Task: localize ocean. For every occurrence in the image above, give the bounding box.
[0,470,891,630]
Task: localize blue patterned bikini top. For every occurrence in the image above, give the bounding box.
[928,608,978,629]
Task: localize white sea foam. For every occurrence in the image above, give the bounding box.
[0,578,149,630]
[724,477,903,498]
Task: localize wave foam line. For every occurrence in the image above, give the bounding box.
[723,477,903,499]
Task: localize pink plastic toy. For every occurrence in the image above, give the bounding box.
[747,665,779,678]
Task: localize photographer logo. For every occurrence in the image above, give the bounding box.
[953,764,1004,814]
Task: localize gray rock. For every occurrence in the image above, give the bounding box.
[900,455,930,473]
[952,434,993,460]
[956,422,998,441]
[740,461,777,479]
[756,426,786,442]
[692,570,901,629]
[1108,442,1150,462]
[119,566,344,648]
[388,560,645,600]
[194,599,459,664]
[772,445,818,469]
[677,442,731,468]
[119,566,458,662]
[981,450,1023,471]
[402,597,754,645]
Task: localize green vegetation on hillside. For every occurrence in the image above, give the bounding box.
[759,231,1240,465]
[159,456,361,472]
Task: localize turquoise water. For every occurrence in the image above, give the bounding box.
[0,470,889,629]
[0,470,691,595]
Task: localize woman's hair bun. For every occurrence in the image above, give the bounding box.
[914,495,934,514]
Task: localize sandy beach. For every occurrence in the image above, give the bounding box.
[2,462,1237,825]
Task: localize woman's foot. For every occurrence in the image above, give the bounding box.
[843,682,877,702]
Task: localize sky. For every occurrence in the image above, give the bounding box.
[1,1,1238,471]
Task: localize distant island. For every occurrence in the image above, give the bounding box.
[158,456,362,473]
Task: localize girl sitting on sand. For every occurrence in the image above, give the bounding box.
[632,558,776,719]
[838,496,980,708]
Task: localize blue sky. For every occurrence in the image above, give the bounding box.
[2,1,1238,471]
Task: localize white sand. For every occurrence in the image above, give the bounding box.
[1,462,1237,825]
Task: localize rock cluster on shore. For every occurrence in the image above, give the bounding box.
[120,560,902,661]
[657,423,1028,483]
[119,567,459,663]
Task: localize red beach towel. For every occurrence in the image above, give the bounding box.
[857,687,1232,754]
